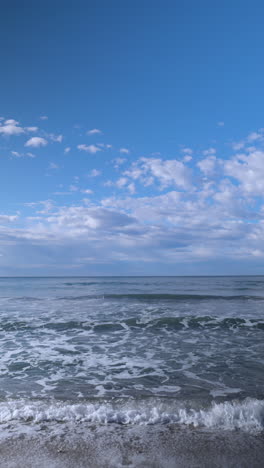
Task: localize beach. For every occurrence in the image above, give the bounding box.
[0,425,263,467]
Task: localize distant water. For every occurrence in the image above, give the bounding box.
[0,276,264,467]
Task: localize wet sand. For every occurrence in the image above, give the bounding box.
[0,424,263,468]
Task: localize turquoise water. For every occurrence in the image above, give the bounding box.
[0,276,263,436]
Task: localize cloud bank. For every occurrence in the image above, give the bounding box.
[1,118,264,274]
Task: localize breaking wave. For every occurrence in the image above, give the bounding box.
[0,398,263,433]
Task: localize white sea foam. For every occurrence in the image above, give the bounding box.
[0,398,263,433]
[1,276,264,405]
[210,387,242,398]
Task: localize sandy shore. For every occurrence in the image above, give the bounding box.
[0,424,263,468]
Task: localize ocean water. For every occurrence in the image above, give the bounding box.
[0,276,264,467]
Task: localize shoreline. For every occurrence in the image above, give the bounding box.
[0,424,263,468]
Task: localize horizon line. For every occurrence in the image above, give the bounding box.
[0,274,263,278]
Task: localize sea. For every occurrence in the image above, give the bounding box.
[0,276,263,467]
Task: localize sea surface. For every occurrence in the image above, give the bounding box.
[0,276,263,467]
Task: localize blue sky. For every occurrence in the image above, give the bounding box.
[1,0,264,275]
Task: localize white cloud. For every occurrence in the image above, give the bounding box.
[181,147,193,155]
[245,146,257,152]
[0,120,24,136]
[250,249,264,257]
[217,121,225,127]
[25,137,48,148]
[5,123,264,272]
[5,119,19,125]
[124,157,191,190]
[97,143,112,149]
[183,155,192,162]
[77,144,102,154]
[1,178,263,271]
[106,177,136,195]
[48,162,59,169]
[120,148,130,154]
[64,147,71,153]
[202,147,216,156]
[116,177,128,188]
[232,141,245,151]
[231,129,264,152]
[40,115,48,120]
[224,149,264,195]
[127,182,136,194]
[143,158,191,189]
[0,214,18,223]
[42,206,136,233]
[87,129,102,135]
[36,200,54,214]
[197,156,217,176]
[49,134,63,143]
[88,169,101,177]
[81,189,93,194]
[11,151,35,158]
[26,126,38,132]
[113,157,126,168]
[213,179,240,207]
[247,131,263,142]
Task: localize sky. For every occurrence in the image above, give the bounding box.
[1,0,264,275]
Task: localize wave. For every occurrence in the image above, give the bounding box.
[7,296,44,302]
[5,293,264,303]
[0,398,263,433]
[56,293,264,301]
[1,315,264,332]
[124,315,264,330]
